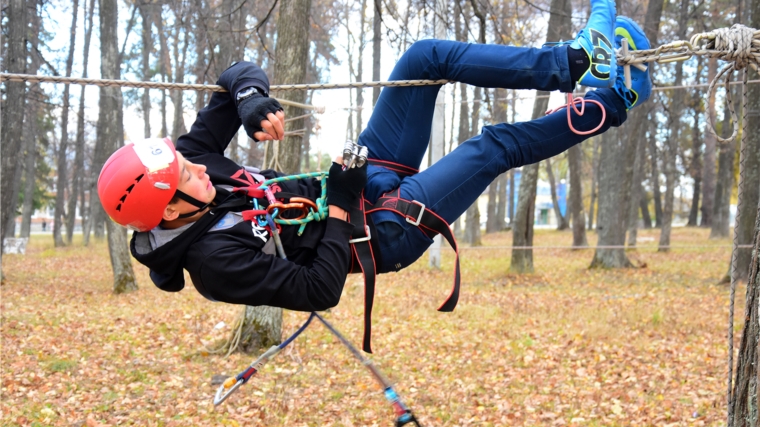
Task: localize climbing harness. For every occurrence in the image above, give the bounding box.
[216,178,423,424]
[335,142,461,354]
[231,143,460,354]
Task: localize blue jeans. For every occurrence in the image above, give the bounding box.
[359,40,628,272]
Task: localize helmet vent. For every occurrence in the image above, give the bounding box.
[126,184,135,193]
[119,195,127,203]
[116,204,122,212]
[135,174,144,183]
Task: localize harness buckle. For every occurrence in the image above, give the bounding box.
[349,225,372,243]
[404,201,425,226]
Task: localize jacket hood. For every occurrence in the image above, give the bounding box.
[130,190,246,292]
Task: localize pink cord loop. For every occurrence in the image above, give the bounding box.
[545,93,606,136]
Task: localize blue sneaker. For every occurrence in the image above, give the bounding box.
[613,16,652,110]
[570,0,617,88]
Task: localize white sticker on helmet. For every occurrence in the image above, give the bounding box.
[132,139,175,173]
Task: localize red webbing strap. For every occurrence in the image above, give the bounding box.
[367,159,419,177]
[347,192,378,353]
[368,189,460,312]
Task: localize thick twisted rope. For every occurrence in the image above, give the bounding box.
[619,24,759,144]
[725,67,750,427]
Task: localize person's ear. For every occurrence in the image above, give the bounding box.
[162,203,180,222]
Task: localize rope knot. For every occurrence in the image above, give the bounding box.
[709,24,757,70]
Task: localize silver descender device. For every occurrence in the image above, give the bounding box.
[342,140,368,169]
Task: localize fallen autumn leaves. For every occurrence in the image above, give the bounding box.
[1,228,731,426]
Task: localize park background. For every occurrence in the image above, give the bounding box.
[2,0,758,425]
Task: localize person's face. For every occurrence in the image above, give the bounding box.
[162,152,216,221]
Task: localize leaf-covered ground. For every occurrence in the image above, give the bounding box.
[1,228,735,426]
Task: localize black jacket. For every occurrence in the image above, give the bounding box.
[131,61,355,312]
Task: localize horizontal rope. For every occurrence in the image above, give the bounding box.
[0,73,326,112]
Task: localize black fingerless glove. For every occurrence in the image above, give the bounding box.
[327,162,368,211]
[237,91,283,141]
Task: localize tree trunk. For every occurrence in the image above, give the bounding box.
[650,119,664,227]
[495,173,507,231]
[545,157,568,230]
[658,0,690,253]
[733,95,760,282]
[508,169,515,226]
[354,0,367,140]
[588,137,599,230]
[53,0,80,247]
[590,130,634,268]
[729,207,760,426]
[640,194,653,229]
[711,103,736,239]
[687,101,703,227]
[19,103,37,238]
[232,0,313,356]
[492,87,509,232]
[1,0,28,250]
[701,57,718,227]
[170,3,189,143]
[486,182,499,233]
[464,85,483,246]
[156,6,170,139]
[568,144,587,247]
[19,5,41,239]
[268,0,311,175]
[510,0,571,272]
[98,0,138,293]
[139,2,153,138]
[372,0,381,106]
[428,0,447,268]
[68,0,96,245]
[626,115,648,246]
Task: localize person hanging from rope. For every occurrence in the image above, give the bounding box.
[98,2,652,352]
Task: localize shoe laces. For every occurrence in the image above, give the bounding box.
[545,93,606,136]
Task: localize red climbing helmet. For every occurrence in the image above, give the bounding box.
[97,137,180,232]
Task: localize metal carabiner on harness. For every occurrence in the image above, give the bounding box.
[266,197,318,220]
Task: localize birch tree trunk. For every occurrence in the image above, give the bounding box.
[1,0,27,249]
[98,0,138,294]
[510,0,571,272]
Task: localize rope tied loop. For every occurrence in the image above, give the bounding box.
[692,24,760,144]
